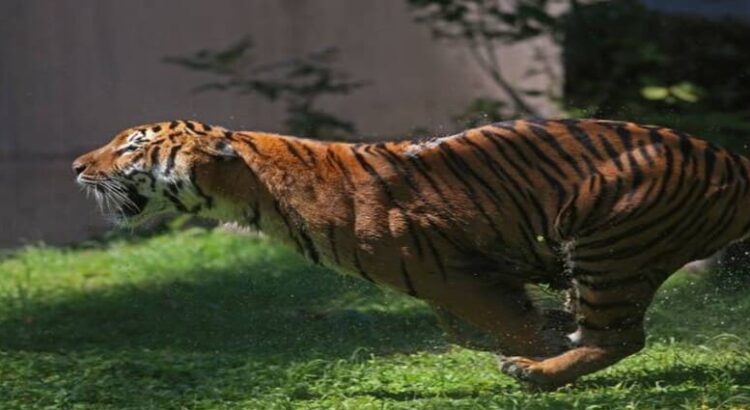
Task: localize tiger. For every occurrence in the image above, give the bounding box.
[72,118,750,388]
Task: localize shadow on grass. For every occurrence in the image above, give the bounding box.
[1,258,747,362]
[0,260,444,361]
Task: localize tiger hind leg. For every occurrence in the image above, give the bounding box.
[498,328,645,389]
[498,270,661,388]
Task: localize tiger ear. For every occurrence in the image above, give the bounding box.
[200,138,238,159]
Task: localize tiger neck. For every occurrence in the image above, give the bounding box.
[224,132,353,262]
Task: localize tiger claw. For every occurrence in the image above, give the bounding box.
[498,356,532,381]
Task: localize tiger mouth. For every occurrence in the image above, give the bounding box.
[121,185,149,218]
[78,176,149,220]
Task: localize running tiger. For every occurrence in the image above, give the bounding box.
[73,119,750,388]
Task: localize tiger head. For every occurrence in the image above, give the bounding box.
[72,120,257,225]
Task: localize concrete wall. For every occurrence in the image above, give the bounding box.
[0,0,560,247]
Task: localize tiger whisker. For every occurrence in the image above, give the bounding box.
[81,177,141,218]
[106,181,138,211]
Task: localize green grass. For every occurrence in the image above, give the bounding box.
[0,229,749,409]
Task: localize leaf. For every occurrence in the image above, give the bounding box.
[669,82,701,103]
[641,86,669,100]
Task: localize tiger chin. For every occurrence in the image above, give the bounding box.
[74,118,750,389]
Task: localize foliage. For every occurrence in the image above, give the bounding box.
[165,38,367,139]
[561,0,750,152]
[0,229,749,408]
[640,82,702,105]
[407,0,750,148]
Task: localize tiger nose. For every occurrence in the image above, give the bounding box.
[72,156,89,176]
[73,162,87,176]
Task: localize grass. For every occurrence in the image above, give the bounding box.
[0,228,748,409]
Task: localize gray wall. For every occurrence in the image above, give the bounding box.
[0,0,559,247]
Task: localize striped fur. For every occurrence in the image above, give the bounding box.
[73,118,750,388]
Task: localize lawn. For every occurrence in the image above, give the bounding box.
[0,228,748,409]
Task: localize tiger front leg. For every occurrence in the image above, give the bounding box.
[431,281,573,358]
[433,305,506,352]
[434,306,576,353]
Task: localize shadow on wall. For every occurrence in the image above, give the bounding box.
[0,0,557,248]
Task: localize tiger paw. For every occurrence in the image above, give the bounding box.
[497,356,566,390]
